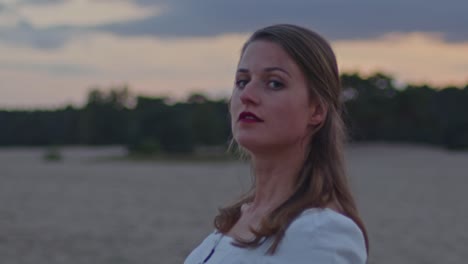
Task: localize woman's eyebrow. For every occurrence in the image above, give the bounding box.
[265,67,291,77]
[237,67,291,77]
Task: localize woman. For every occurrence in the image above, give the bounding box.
[185,24,369,264]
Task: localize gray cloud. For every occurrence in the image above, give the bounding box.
[0,0,71,49]
[99,0,468,41]
[0,21,79,49]
[1,0,467,50]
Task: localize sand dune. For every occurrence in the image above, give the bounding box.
[0,144,467,264]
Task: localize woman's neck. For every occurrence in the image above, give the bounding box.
[247,145,306,214]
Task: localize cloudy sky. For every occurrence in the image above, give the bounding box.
[1,0,467,108]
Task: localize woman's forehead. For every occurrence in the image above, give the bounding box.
[238,41,297,71]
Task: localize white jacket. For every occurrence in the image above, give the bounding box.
[184,208,367,264]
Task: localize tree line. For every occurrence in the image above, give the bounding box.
[2,73,468,153]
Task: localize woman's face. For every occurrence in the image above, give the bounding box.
[230,40,319,154]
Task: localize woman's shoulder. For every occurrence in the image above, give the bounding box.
[272,207,367,264]
[290,207,363,236]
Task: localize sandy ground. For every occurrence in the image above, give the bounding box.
[0,144,467,264]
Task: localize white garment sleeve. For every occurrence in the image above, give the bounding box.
[263,209,367,264]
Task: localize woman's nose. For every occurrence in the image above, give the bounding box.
[239,81,260,105]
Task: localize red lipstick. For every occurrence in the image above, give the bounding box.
[238,111,264,123]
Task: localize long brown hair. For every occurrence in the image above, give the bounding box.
[214,24,369,255]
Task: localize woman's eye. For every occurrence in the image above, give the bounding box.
[235,79,249,89]
[268,80,284,90]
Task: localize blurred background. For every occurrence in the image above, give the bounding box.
[1,1,467,263]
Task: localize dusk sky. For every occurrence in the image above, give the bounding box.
[1,0,467,108]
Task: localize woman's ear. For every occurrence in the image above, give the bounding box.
[308,100,327,126]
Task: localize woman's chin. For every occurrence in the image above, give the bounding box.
[235,136,271,153]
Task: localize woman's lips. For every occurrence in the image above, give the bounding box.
[238,111,264,122]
